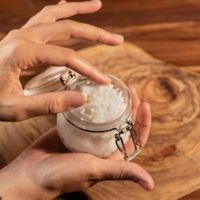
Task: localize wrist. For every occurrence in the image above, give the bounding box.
[0,165,27,200]
[0,158,57,200]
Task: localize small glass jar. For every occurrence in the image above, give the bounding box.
[24,67,142,161]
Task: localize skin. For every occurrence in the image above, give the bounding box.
[0,0,124,121]
[0,0,154,199]
[0,85,154,200]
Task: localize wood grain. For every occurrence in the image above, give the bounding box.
[2,1,200,66]
[1,43,200,199]
[76,43,200,200]
[1,0,200,199]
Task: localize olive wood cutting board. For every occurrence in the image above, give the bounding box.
[0,43,200,200]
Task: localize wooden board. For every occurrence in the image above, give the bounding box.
[0,43,200,200]
[3,1,200,67]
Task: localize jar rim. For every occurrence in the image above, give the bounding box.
[24,67,68,95]
[63,75,132,132]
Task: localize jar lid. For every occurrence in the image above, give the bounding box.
[24,67,79,96]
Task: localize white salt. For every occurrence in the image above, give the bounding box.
[57,80,130,157]
[71,84,126,123]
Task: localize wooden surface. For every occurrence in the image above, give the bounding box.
[1,43,200,200]
[0,0,200,199]
[2,0,200,67]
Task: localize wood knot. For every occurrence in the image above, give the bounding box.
[158,77,177,100]
[160,144,177,158]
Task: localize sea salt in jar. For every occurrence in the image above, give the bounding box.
[24,67,142,161]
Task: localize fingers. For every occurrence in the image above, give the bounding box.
[2,91,86,121]
[31,42,110,84]
[135,102,151,147]
[95,158,154,191]
[128,84,140,123]
[117,103,151,158]
[109,86,151,160]
[23,0,102,28]
[25,20,124,45]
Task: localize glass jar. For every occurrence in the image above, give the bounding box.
[24,67,142,161]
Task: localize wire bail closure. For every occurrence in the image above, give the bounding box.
[60,70,77,86]
[115,120,142,161]
[60,71,142,161]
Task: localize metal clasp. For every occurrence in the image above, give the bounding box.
[115,120,142,161]
[60,70,77,86]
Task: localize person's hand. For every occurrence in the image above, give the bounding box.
[0,85,154,200]
[0,0,124,122]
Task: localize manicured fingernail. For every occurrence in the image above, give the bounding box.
[112,34,124,42]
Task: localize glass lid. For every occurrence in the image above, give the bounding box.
[24,67,77,96]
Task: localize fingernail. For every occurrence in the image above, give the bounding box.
[69,92,87,108]
[58,0,66,4]
[91,0,101,3]
[91,68,111,84]
[98,72,111,84]
[82,92,88,102]
[112,34,124,43]
[91,0,102,7]
[141,101,151,111]
[138,180,149,191]
[103,73,111,83]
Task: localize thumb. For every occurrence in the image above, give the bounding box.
[2,91,86,121]
[95,159,154,191]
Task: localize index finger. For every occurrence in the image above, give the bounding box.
[27,41,111,84]
[23,0,102,28]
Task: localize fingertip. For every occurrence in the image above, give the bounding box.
[141,101,151,111]
[102,76,112,84]
[147,177,155,191]
[138,173,154,191]
[136,102,151,126]
[58,0,66,4]
[128,84,140,108]
[112,33,124,44]
[128,84,137,98]
[93,72,111,85]
[91,0,102,7]
[88,0,102,11]
[68,91,87,108]
[81,92,88,103]
[138,101,150,113]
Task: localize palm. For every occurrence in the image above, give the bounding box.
[18,86,153,197]
[22,128,100,193]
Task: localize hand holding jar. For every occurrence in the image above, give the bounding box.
[0,1,154,199]
[0,84,154,200]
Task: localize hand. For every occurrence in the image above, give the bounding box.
[0,85,154,200]
[0,0,124,122]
